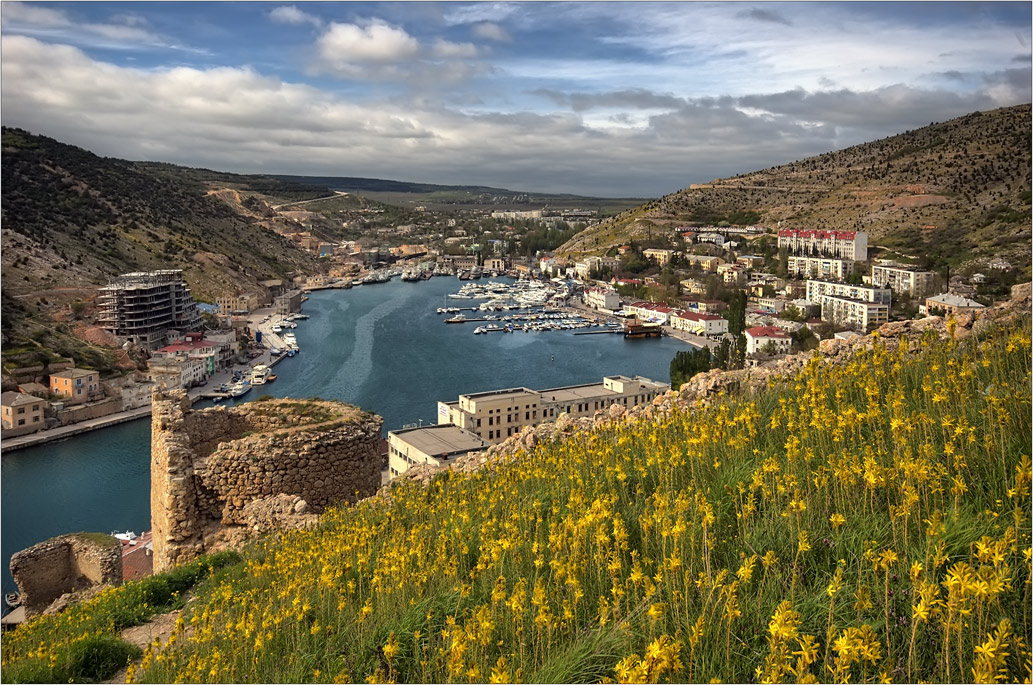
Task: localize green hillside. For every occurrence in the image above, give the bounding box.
[3,308,1029,683]
[557,104,1032,273]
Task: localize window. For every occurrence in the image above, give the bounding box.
[32,416,39,423]
[525,411,529,420]
[16,408,24,415]
[17,419,25,426]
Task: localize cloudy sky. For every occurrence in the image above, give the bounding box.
[1,2,1029,197]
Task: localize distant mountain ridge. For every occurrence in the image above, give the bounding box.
[556,104,1032,271]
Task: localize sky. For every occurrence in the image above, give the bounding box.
[1,2,1030,197]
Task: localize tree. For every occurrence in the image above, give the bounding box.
[725,291,748,337]
[791,326,818,352]
[669,347,714,388]
[846,270,865,285]
[712,338,731,371]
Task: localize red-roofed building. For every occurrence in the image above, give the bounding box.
[745,326,791,356]
[671,311,728,337]
[625,301,674,324]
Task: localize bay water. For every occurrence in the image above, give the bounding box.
[1,277,691,596]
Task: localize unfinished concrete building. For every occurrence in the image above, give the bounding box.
[98,270,203,351]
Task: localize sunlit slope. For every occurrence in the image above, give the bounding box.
[4,319,1031,683]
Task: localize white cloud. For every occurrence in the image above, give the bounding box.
[269,5,323,28]
[0,0,202,52]
[431,39,480,59]
[471,22,511,42]
[1,34,1029,197]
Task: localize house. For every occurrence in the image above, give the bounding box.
[921,293,987,317]
[49,368,101,406]
[1,391,48,435]
[717,263,748,284]
[736,255,765,269]
[745,326,792,356]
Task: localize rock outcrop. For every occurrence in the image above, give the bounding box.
[150,392,382,572]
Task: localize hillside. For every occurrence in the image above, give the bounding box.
[2,293,1029,684]
[557,104,1032,271]
[0,128,334,372]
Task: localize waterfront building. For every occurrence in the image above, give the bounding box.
[806,280,891,305]
[387,424,490,478]
[584,287,621,311]
[786,256,854,280]
[275,290,303,317]
[625,301,674,324]
[1,392,47,435]
[670,312,728,337]
[870,264,937,297]
[98,270,203,351]
[147,357,207,390]
[921,293,987,316]
[778,229,868,261]
[745,326,792,356]
[215,292,260,314]
[438,375,669,444]
[49,368,101,405]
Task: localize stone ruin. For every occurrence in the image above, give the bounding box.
[10,533,122,617]
[150,390,383,573]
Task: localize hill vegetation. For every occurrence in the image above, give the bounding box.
[557,104,1032,273]
[3,309,1029,683]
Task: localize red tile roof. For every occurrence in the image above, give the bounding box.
[745,325,790,339]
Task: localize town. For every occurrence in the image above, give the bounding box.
[2,211,1008,456]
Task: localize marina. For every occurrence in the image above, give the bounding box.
[1,275,694,601]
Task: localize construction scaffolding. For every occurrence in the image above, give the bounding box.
[98,270,203,351]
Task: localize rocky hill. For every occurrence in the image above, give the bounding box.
[557,104,1032,271]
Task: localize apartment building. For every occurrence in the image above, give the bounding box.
[786,256,854,280]
[717,263,748,284]
[870,264,937,297]
[438,376,668,444]
[98,270,203,351]
[778,229,868,261]
[642,248,674,266]
[49,368,101,406]
[683,255,725,272]
[736,255,765,269]
[387,424,490,478]
[583,287,620,311]
[818,295,890,331]
[805,280,891,305]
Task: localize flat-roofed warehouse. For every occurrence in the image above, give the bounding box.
[387,424,490,478]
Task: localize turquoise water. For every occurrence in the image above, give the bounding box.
[1,277,691,596]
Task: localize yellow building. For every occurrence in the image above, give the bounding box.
[387,424,490,478]
[49,368,101,406]
[215,293,260,314]
[643,248,674,266]
[1,391,47,434]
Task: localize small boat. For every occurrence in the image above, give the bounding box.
[267,374,277,382]
[112,530,138,542]
[5,592,21,609]
[271,325,282,333]
[269,347,281,356]
[250,364,271,385]
[286,349,296,357]
[227,381,252,398]
[445,314,467,323]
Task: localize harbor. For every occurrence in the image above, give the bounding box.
[1,275,696,601]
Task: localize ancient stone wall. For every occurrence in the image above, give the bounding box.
[151,392,382,573]
[10,533,122,616]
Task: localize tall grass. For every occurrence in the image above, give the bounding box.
[5,319,1030,683]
